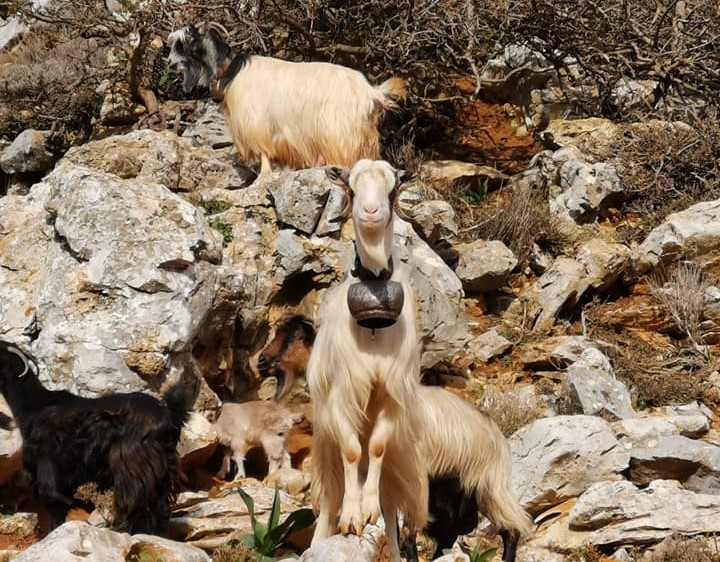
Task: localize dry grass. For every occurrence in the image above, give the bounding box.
[466,182,568,269]
[480,387,546,437]
[210,540,258,562]
[648,262,710,352]
[647,536,718,562]
[74,482,114,526]
[615,119,720,242]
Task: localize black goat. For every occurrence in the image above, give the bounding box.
[257,314,315,401]
[0,341,192,535]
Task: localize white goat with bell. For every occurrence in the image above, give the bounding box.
[307,159,427,561]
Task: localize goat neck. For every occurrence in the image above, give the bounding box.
[351,244,394,281]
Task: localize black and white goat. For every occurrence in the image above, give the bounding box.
[0,341,191,535]
[307,160,427,562]
[166,24,406,176]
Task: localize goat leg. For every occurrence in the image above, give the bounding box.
[360,407,394,527]
[501,529,518,562]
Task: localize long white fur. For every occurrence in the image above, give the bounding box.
[225,58,405,175]
[307,160,428,561]
[418,385,534,541]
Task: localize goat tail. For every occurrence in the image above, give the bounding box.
[375,76,407,109]
[162,383,192,431]
[478,450,534,543]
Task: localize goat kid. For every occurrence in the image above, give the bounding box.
[166,24,405,176]
[214,399,303,480]
[308,160,427,561]
[0,341,191,535]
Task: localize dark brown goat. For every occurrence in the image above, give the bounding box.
[257,314,315,400]
[0,341,191,535]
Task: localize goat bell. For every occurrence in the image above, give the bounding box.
[347,279,404,329]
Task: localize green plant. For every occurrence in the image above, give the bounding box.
[209,218,234,245]
[237,487,316,561]
[445,544,497,562]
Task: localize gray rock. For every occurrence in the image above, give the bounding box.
[518,336,614,369]
[299,523,384,562]
[182,101,233,148]
[465,327,513,363]
[265,168,335,235]
[565,347,634,419]
[628,434,720,493]
[12,520,210,562]
[0,129,55,174]
[568,479,720,546]
[633,198,720,276]
[510,415,630,514]
[550,146,623,224]
[612,413,709,446]
[575,238,630,291]
[455,239,517,293]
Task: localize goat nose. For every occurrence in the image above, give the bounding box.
[363,204,379,214]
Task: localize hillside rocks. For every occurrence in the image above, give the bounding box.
[0,129,55,175]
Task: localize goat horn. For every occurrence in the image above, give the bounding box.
[205,21,230,38]
[5,345,31,378]
[326,167,353,221]
[391,170,415,221]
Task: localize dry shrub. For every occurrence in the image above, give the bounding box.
[481,387,545,437]
[210,540,258,562]
[648,535,718,562]
[616,119,720,241]
[566,543,605,562]
[648,262,710,351]
[74,482,114,526]
[0,27,110,138]
[469,183,567,269]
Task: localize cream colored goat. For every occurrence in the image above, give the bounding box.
[416,385,533,561]
[307,160,427,561]
[167,24,406,176]
[214,400,302,479]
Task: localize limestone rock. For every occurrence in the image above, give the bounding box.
[0,129,55,175]
[627,434,720,493]
[568,479,720,547]
[455,239,517,293]
[510,415,629,514]
[12,520,209,562]
[181,101,234,149]
[634,199,720,278]
[564,347,634,420]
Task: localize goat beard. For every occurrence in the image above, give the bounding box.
[354,222,394,277]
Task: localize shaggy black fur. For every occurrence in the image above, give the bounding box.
[402,474,479,561]
[0,340,192,535]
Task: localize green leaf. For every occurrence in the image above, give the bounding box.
[268,486,282,531]
[265,508,316,546]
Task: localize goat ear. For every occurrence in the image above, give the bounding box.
[297,317,316,344]
[325,166,350,186]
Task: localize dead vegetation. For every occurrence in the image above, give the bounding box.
[647,535,719,562]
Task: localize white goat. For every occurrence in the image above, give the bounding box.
[214,400,302,480]
[411,385,534,562]
[166,24,406,176]
[307,159,427,561]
